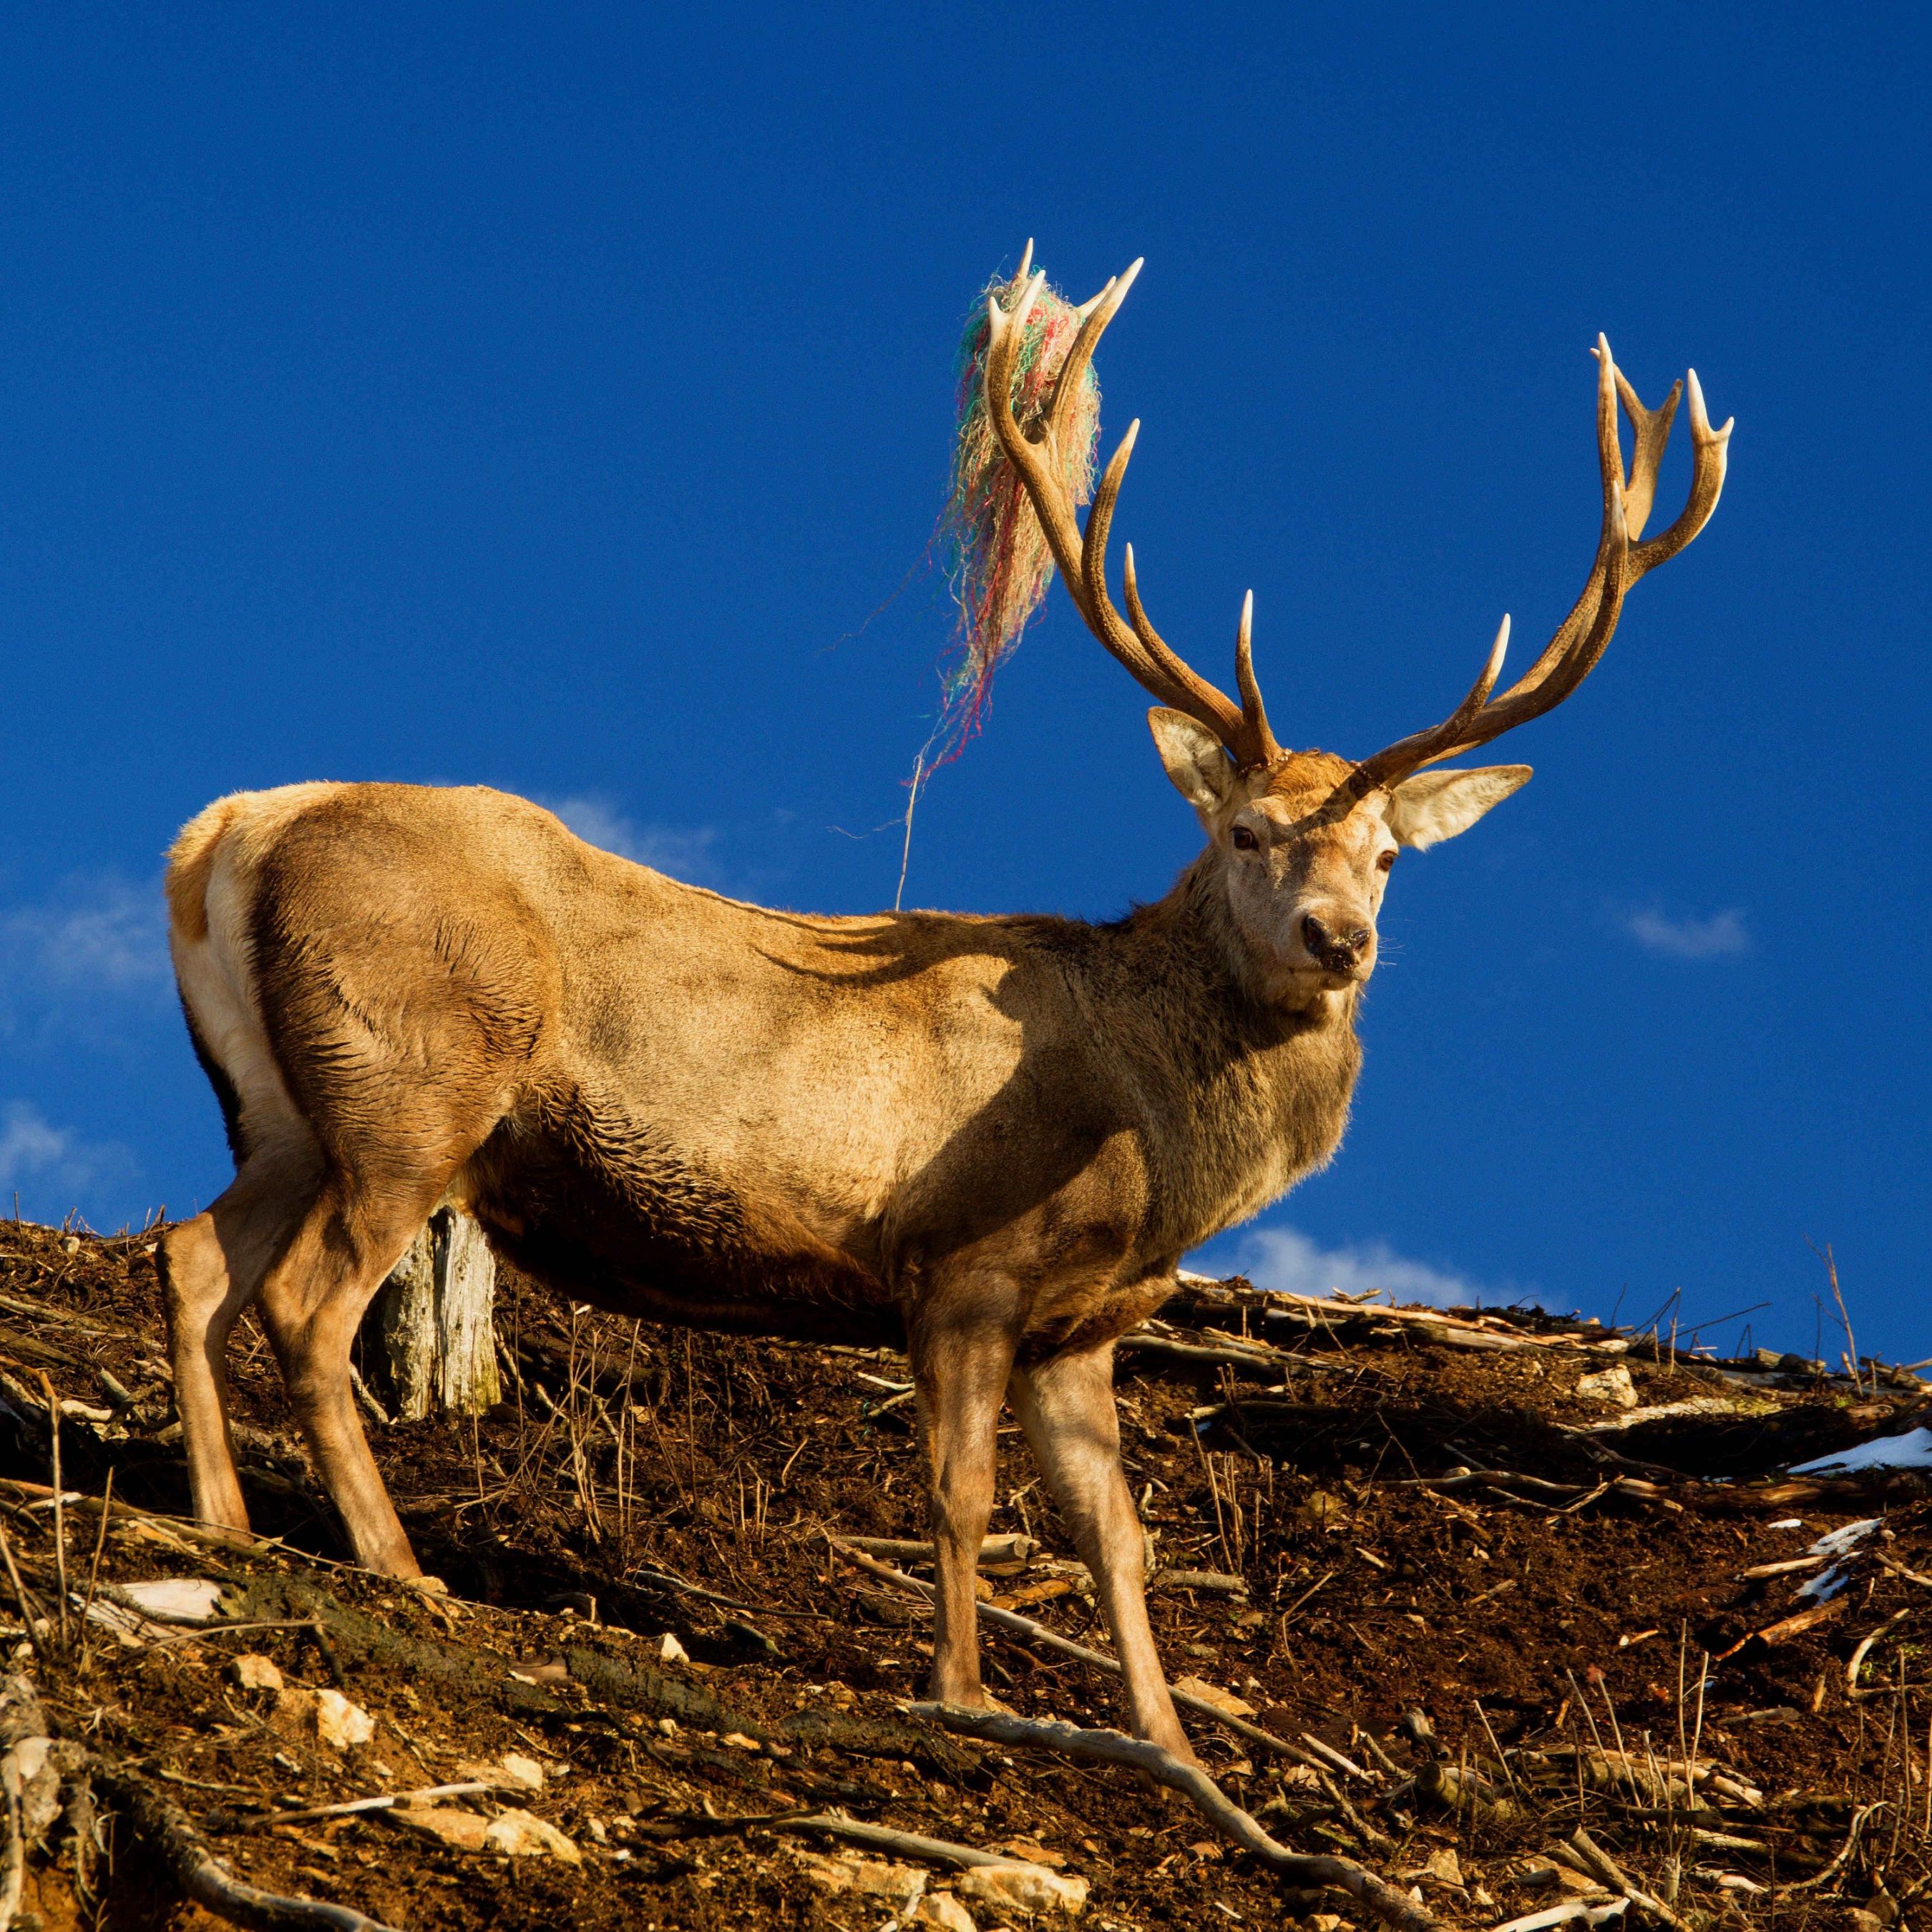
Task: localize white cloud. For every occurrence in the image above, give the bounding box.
[1205,1224,1510,1311]
[1624,906,1750,960]
[0,874,170,991]
[0,1101,132,1217]
[542,796,720,884]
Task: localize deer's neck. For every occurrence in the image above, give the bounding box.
[1097,852,1363,1253]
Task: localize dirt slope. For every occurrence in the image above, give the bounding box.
[0,1216,1928,1931]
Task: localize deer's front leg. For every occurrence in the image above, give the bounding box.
[1012,1343,1194,1761]
[909,1312,1018,1709]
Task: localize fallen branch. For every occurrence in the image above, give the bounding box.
[1488,1901,1629,1932]
[827,1539,1344,1777]
[91,1762,401,1932]
[1778,1800,1888,1892]
[1150,1568,1248,1596]
[912,1703,1437,1932]
[225,1782,495,1834]
[1845,1608,1914,1692]
[1119,1334,1294,1372]
[1715,1596,1845,1660]
[775,1811,1050,1872]
[843,1535,1038,1567]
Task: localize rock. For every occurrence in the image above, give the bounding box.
[957,1862,1090,1918]
[482,1807,582,1863]
[1170,1675,1255,1719]
[316,1688,376,1751]
[1575,1364,1639,1408]
[229,1653,284,1694]
[390,1806,490,1853]
[499,1752,546,1790]
[790,1851,927,1909]
[846,1859,928,1908]
[915,1893,979,1931]
[1397,1847,1464,1888]
[657,1631,689,1664]
[119,1578,227,1621]
[793,1850,858,1893]
[272,1684,376,1750]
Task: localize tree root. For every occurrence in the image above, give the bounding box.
[90,1762,400,1932]
[912,1702,1440,1932]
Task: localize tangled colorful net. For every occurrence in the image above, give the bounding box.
[932,253,1103,762]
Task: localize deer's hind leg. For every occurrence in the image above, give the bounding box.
[909,1289,1021,1710]
[252,1152,488,1577]
[157,1133,325,1536]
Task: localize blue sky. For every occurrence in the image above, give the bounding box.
[1,6,1926,1362]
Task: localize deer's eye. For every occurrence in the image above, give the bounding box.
[1376,849,1397,872]
[1231,826,1259,852]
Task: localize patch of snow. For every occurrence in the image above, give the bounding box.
[1798,1564,1849,1601]
[1791,1429,1932,1477]
[1806,1518,1880,1558]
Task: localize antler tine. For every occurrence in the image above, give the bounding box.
[1086,423,1247,740]
[982,250,1278,769]
[1631,367,1731,571]
[1232,590,1280,762]
[1613,364,1682,542]
[1050,258,1141,447]
[1353,335,1662,789]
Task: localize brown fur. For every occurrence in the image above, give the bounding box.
[156,748,1488,1760]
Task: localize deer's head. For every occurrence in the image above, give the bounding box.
[984,252,1730,1008]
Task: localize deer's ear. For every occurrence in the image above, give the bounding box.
[1148,708,1237,818]
[1384,766,1532,849]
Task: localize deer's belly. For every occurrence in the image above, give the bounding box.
[460,1106,903,1346]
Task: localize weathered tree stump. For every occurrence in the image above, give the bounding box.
[363,1209,500,1420]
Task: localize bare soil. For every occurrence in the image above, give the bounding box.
[1,1216,1929,1932]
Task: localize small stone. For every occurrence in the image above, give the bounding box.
[315,1689,376,1751]
[482,1807,581,1863]
[957,1863,1090,1918]
[657,1631,690,1664]
[1397,1847,1464,1889]
[229,1653,284,1694]
[1576,1364,1639,1409]
[391,1806,490,1853]
[914,1893,979,1932]
[498,1752,546,1791]
[720,1732,761,1750]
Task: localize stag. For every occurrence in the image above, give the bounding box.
[158,255,1728,1758]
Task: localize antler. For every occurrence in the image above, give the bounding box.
[1347,338,1732,794]
[983,256,1282,771]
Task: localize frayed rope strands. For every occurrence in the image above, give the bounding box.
[932,242,1101,763]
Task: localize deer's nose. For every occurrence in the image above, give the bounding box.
[1302,913,1372,972]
